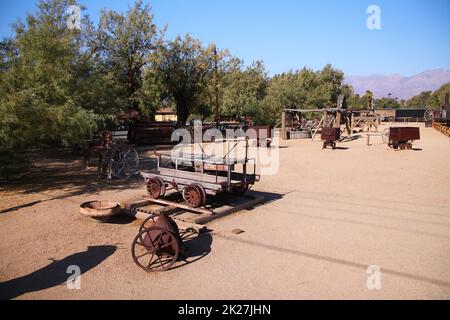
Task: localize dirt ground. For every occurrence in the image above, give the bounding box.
[1,122,450,300]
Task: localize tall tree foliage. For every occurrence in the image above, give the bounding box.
[151,34,215,125]
[262,65,350,125]
[0,0,361,155]
[95,0,162,114]
[0,0,98,152]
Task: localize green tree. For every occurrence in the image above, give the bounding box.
[262,65,351,125]
[374,97,400,109]
[405,91,432,107]
[95,0,162,114]
[0,0,98,152]
[219,59,268,119]
[151,34,214,125]
[427,83,450,108]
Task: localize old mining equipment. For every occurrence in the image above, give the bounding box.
[321,127,341,150]
[141,137,259,209]
[388,127,420,150]
[131,211,197,272]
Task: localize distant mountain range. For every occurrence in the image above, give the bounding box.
[344,69,450,100]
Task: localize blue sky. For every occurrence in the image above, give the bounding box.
[1,0,449,76]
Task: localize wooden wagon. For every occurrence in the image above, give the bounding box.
[141,138,260,209]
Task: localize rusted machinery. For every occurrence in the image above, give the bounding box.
[321,127,341,149]
[387,127,420,150]
[131,212,196,272]
[84,130,139,180]
[141,137,259,210]
[281,95,383,141]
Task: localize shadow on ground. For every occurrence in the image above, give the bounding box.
[173,230,213,270]
[0,147,164,213]
[0,245,117,300]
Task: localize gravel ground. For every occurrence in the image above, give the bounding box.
[1,122,449,299]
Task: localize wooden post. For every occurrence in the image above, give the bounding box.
[282,110,287,140]
[334,111,341,128]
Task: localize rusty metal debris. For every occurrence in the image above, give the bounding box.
[85,130,139,180]
[131,212,195,272]
[321,127,340,150]
[388,127,420,150]
[79,200,121,222]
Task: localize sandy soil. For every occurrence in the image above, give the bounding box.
[1,122,450,300]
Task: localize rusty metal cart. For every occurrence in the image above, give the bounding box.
[131,211,198,272]
[141,138,259,209]
[321,127,341,149]
[388,127,420,150]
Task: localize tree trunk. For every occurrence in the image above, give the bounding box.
[177,102,189,126]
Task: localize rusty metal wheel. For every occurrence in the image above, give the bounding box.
[182,185,202,208]
[191,183,206,207]
[139,214,157,234]
[153,177,166,197]
[131,227,179,272]
[146,178,162,199]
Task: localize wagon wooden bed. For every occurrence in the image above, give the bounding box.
[141,138,260,209]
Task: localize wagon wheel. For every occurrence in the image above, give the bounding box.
[233,183,249,195]
[153,177,166,197]
[109,143,139,179]
[424,109,433,122]
[406,140,413,150]
[146,178,162,199]
[131,227,179,272]
[182,185,202,208]
[191,183,206,207]
[381,128,390,144]
[139,214,157,234]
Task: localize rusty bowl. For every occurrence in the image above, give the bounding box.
[80,200,121,222]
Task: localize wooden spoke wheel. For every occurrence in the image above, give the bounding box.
[146,178,162,199]
[153,177,166,197]
[191,183,206,207]
[233,183,249,195]
[131,227,179,272]
[182,185,202,208]
[322,141,336,150]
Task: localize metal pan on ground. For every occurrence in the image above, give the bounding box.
[79,200,121,222]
